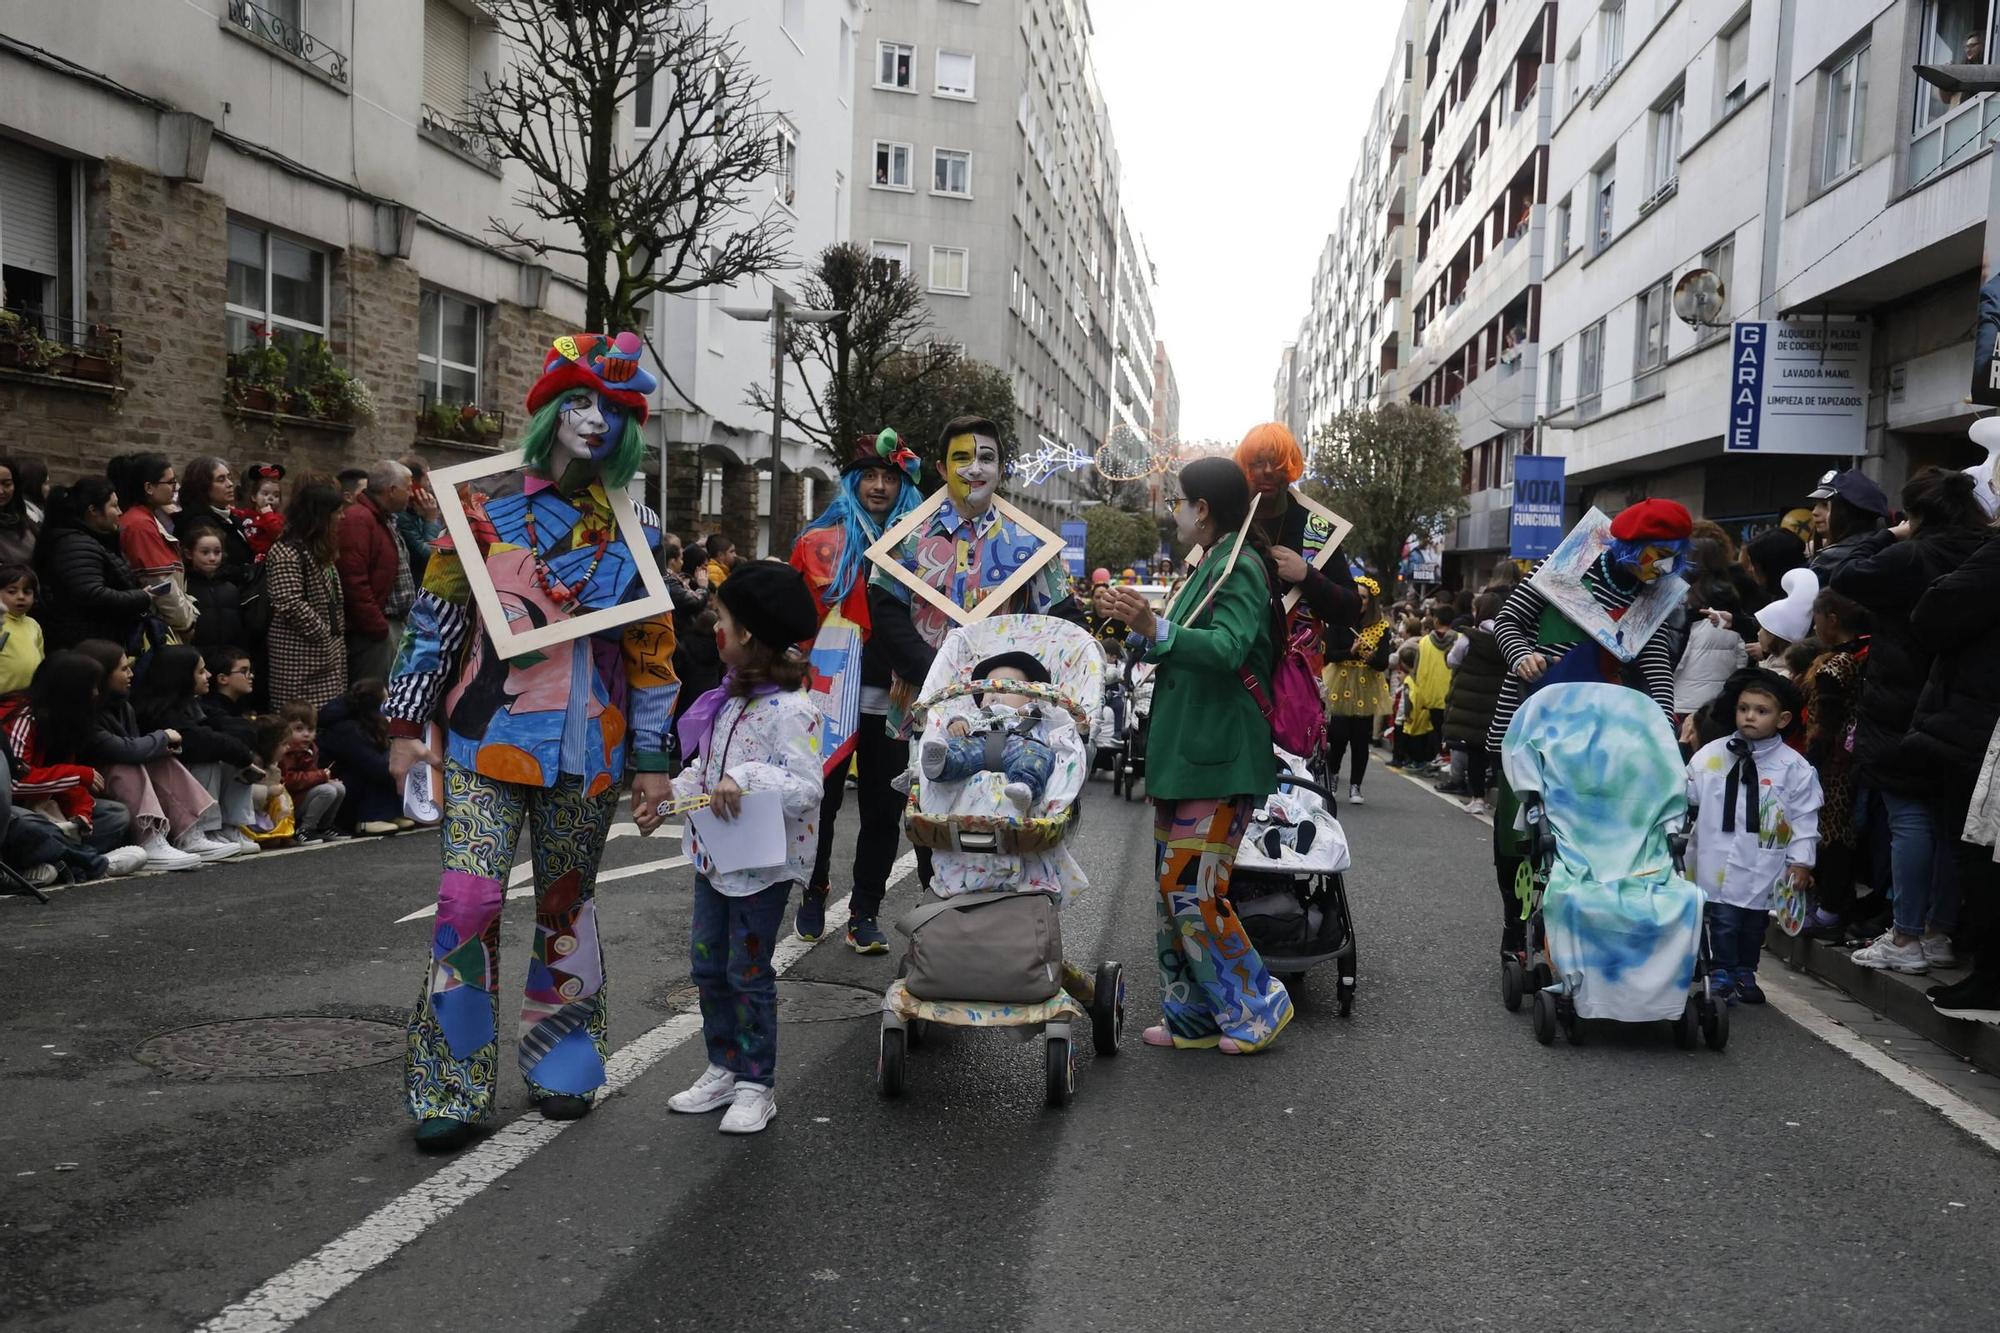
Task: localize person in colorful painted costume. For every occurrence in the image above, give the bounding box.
[789,429,922,952]
[1484,498,1692,964]
[385,331,680,1154]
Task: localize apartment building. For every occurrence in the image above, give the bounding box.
[0,0,588,480]
[1111,209,1158,447]
[645,0,865,556]
[1153,337,1181,446]
[850,0,1122,520]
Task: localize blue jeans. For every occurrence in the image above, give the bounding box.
[1706,902,1770,977]
[935,732,1056,804]
[1878,789,1960,938]
[690,875,792,1088]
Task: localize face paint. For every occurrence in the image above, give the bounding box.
[555,392,626,464]
[1631,545,1677,583]
[944,434,1000,513]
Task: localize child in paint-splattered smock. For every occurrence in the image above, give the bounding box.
[1685,669,1822,1005]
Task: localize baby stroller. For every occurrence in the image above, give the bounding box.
[1090,654,1126,782]
[1114,655,1153,801]
[1232,748,1359,1014]
[877,616,1124,1108]
[1501,682,1726,1051]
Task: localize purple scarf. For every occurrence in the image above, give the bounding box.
[675,671,780,762]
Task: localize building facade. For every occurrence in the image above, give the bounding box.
[1,0,587,483]
[1110,208,1157,447]
[849,0,1123,520]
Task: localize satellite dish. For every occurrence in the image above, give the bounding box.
[1673,268,1727,328]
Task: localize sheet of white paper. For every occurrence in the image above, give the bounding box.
[688,788,788,874]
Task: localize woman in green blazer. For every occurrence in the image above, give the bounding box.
[1097,458,1292,1054]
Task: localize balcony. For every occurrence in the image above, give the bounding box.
[226,0,349,84]
[0,309,123,389]
[421,102,502,172]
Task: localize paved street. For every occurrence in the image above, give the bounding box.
[6,761,2000,1333]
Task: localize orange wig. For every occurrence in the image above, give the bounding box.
[1235,422,1305,485]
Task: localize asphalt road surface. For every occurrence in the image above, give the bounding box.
[5,760,1999,1333]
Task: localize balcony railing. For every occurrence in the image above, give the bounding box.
[228,0,349,83]
[421,102,501,168]
[0,307,122,384]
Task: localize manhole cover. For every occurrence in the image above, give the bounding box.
[136,1017,405,1078]
[775,980,881,1024]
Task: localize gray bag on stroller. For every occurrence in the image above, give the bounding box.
[895,891,1065,1004]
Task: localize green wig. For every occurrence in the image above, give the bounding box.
[518,395,648,490]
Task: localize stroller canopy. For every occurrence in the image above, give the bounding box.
[1501,682,1685,887]
[916,615,1106,729]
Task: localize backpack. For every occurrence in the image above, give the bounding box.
[1241,615,1327,758]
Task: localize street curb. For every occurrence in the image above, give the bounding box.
[1764,926,2000,1074]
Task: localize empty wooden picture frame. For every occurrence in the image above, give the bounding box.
[1183,489,1355,613]
[863,489,1068,628]
[429,449,675,660]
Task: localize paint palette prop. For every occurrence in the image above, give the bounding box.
[429,449,673,660]
[1772,872,1810,937]
[1185,488,1354,614]
[863,490,1067,629]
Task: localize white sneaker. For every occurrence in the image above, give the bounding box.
[1464,799,1490,817]
[1851,930,1930,974]
[139,831,202,872]
[719,1083,776,1135]
[668,1064,737,1114]
[24,863,59,887]
[1349,784,1365,806]
[229,829,262,854]
[1922,934,1959,968]
[103,846,150,877]
[173,829,243,862]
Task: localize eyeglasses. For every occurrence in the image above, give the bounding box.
[1166,497,1184,514]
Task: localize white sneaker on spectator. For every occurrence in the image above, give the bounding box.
[1464,799,1490,817]
[1348,784,1365,806]
[173,829,243,862]
[1922,934,1959,968]
[103,846,149,877]
[668,1064,737,1114]
[719,1083,776,1135]
[24,864,59,886]
[140,831,201,872]
[1851,931,1929,973]
[228,829,261,854]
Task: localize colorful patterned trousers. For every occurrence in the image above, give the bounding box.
[405,761,618,1123]
[1152,797,1294,1049]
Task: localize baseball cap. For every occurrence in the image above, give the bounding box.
[1807,468,1891,518]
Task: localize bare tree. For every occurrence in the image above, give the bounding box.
[471,0,791,331]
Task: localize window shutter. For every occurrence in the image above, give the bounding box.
[423,0,472,115]
[0,136,62,279]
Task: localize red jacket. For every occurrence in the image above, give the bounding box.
[278,736,332,795]
[334,493,399,640]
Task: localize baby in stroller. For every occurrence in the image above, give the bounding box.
[877,615,1123,1107]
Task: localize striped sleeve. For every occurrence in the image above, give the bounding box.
[1491,570,1548,669]
[383,588,472,736]
[1633,621,1680,721]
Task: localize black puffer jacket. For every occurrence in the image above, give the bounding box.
[1831,525,1989,791]
[1442,625,1506,746]
[37,525,152,651]
[1899,532,2000,795]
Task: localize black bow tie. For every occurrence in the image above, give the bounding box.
[1723,737,1758,834]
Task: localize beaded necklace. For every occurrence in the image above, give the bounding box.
[519,497,610,607]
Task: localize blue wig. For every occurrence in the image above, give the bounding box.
[1606,535,1692,578]
[801,467,920,604]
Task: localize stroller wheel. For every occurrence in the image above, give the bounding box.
[906,1017,928,1050]
[1674,997,1700,1050]
[1282,972,1308,1002]
[1703,999,1730,1052]
[1092,962,1125,1055]
[1562,1002,1585,1046]
[1531,990,1557,1045]
[1045,1035,1075,1108]
[1336,985,1354,1018]
[1500,957,1525,1013]
[877,1026,908,1099]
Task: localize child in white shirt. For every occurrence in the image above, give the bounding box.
[1685,668,1822,1005]
[645,562,823,1135]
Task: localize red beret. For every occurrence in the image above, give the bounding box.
[1609,498,1693,543]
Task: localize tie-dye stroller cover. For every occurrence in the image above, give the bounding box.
[1502,682,1702,1023]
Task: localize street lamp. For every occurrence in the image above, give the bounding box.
[1912,62,2000,97]
[721,283,843,552]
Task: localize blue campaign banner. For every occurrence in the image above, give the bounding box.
[1510,454,1567,560]
[1061,521,1087,577]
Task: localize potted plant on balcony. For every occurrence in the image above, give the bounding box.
[418,399,503,445]
[0,310,46,373]
[67,325,122,384]
[225,330,289,414]
[292,336,376,425]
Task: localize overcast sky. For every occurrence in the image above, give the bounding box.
[1090,0,1408,445]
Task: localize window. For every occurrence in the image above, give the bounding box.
[869,239,910,284]
[1552,194,1572,260]
[417,286,482,409]
[933,147,972,196]
[224,218,328,363]
[782,0,804,37]
[1578,318,1605,419]
[1717,14,1750,116]
[633,36,657,129]
[1634,278,1670,397]
[1545,340,1565,410]
[872,140,912,189]
[1911,0,1997,182]
[1820,42,1868,185]
[936,50,976,98]
[1698,234,1735,345]
[422,0,473,118]
[1563,44,1582,110]
[930,245,970,294]
[876,41,914,90]
[773,118,797,207]
[1592,160,1616,253]
[1649,88,1684,197]
[1598,0,1626,77]
[0,136,79,329]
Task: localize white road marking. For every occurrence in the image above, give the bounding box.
[392,828,683,923]
[1763,970,2000,1155]
[199,850,918,1333]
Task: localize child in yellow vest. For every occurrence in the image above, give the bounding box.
[1407,622,1457,770]
[0,565,46,695]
